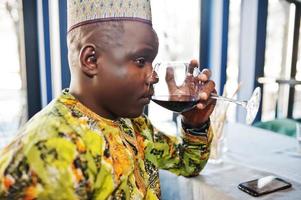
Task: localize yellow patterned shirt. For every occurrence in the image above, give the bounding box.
[0,90,213,200]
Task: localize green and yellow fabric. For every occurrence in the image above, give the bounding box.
[0,90,212,199]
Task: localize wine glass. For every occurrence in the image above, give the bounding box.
[150,62,261,124]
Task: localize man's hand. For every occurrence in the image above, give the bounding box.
[182,60,216,127]
[165,60,216,127]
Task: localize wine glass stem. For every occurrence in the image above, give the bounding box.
[210,93,247,108]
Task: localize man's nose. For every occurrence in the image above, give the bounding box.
[146,64,159,85]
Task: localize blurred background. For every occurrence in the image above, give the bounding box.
[0,0,301,147]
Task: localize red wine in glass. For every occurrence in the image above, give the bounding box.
[151,95,198,113]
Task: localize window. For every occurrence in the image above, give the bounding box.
[225,0,242,122]
[262,0,292,120]
[0,0,26,148]
[294,10,301,118]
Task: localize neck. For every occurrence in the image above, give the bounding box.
[69,84,119,121]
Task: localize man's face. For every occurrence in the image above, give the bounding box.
[92,21,159,119]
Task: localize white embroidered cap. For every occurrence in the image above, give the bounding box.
[68,0,152,32]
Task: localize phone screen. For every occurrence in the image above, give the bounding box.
[238,176,292,197]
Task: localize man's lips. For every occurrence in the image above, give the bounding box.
[139,91,154,104]
[141,86,154,98]
[142,91,154,99]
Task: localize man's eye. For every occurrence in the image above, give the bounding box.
[134,57,146,67]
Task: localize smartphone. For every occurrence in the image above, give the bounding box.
[238,176,292,197]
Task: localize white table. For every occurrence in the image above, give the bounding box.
[160,123,301,200]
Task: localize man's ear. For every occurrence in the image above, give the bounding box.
[79,44,98,77]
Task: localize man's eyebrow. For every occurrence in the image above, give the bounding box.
[129,47,157,57]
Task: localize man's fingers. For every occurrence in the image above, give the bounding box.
[199,88,217,108]
[198,80,215,101]
[197,69,212,82]
[187,60,198,74]
[165,67,177,93]
[196,97,216,109]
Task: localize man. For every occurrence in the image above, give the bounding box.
[0,0,216,199]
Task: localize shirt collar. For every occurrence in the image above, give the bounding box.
[58,88,119,126]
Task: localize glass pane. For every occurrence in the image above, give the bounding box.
[294,16,301,118]
[0,0,26,148]
[148,0,200,133]
[262,0,290,120]
[225,0,241,122]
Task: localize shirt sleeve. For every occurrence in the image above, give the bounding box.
[143,116,213,177]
